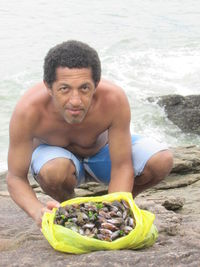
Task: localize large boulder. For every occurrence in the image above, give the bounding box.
[148,94,200,135]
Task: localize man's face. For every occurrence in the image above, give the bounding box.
[47,67,96,124]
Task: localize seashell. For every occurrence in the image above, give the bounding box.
[79,228,84,235]
[123,226,133,234]
[92,227,98,235]
[102,202,119,213]
[101,207,109,212]
[83,203,97,211]
[96,234,104,240]
[54,199,135,242]
[70,217,78,223]
[64,205,70,211]
[82,223,95,229]
[102,201,113,207]
[84,228,92,236]
[101,222,118,231]
[77,211,89,224]
[122,210,128,220]
[97,216,107,224]
[128,217,135,227]
[121,200,130,209]
[56,207,66,215]
[96,233,111,241]
[71,204,79,209]
[83,202,93,207]
[116,211,123,217]
[110,205,119,213]
[99,228,113,236]
[111,230,121,241]
[64,211,69,217]
[108,210,118,217]
[80,207,87,212]
[99,210,111,219]
[107,218,124,226]
[112,200,125,211]
[124,217,129,226]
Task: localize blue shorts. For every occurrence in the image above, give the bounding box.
[31,135,168,186]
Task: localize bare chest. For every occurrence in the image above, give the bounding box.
[34,118,109,157]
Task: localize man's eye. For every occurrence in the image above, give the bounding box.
[82,85,89,91]
[60,87,69,91]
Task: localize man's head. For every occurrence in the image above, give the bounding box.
[43,40,101,88]
[43,41,101,124]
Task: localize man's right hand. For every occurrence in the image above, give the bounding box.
[36,200,60,228]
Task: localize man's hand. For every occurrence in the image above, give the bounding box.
[36,200,60,228]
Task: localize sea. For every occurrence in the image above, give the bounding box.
[1,0,200,172]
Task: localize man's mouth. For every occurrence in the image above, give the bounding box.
[67,109,83,116]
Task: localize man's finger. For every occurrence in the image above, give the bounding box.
[40,207,53,229]
[41,207,52,215]
[46,200,60,210]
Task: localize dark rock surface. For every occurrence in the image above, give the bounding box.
[1,145,200,266]
[148,94,200,135]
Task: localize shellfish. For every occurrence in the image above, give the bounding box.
[54,199,135,242]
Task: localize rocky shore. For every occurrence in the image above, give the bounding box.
[1,145,200,266]
[148,94,200,135]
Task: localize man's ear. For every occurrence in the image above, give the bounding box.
[95,81,100,90]
[44,81,53,96]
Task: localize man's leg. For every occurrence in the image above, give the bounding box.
[131,137,173,197]
[36,158,77,202]
[133,150,173,197]
[31,144,84,202]
[84,136,173,197]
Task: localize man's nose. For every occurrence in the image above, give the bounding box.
[69,92,81,106]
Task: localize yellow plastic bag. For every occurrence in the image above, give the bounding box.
[42,192,158,254]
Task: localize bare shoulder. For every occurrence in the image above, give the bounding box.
[98,79,127,96]
[96,79,130,113]
[10,82,49,134]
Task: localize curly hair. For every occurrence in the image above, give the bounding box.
[43,40,101,87]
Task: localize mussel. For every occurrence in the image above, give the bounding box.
[54,199,135,242]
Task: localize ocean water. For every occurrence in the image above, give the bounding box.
[1,0,200,171]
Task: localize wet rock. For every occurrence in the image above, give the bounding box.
[148,94,200,135]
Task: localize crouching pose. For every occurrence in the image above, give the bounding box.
[7,40,173,226]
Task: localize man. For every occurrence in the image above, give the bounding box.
[6,40,173,227]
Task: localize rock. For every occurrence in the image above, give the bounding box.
[74,188,94,197]
[148,94,200,134]
[171,145,200,174]
[1,146,200,266]
[77,181,108,196]
[161,196,185,211]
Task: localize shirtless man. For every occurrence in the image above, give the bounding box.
[6,40,173,227]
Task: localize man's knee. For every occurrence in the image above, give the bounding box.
[135,150,173,185]
[37,158,77,190]
[146,149,173,180]
[156,149,173,176]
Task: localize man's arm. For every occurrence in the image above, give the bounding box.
[108,88,134,194]
[6,107,58,226]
